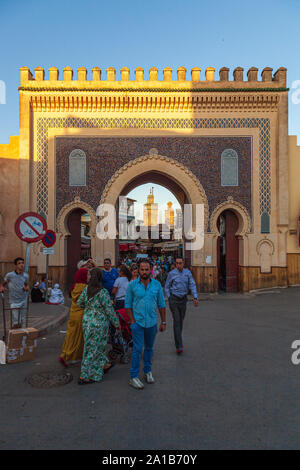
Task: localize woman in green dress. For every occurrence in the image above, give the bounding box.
[77,268,120,385]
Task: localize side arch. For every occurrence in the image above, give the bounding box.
[56,196,98,269]
[56,196,97,238]
[210,196,251,237]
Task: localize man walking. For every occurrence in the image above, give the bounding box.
[102,258,119,297]
[165,257,198,354]
[0,257,29,328]
[125,260,166,390]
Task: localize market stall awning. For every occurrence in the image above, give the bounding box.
[119,243,129,252]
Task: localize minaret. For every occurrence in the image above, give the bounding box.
[165,201,174,227]
[143,187,158,226]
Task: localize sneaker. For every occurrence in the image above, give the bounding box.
[176,348,183,355]
[144,371,155,384]
[129,377,144,389]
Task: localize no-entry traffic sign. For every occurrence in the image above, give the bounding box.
[15,212,47,243]
[42,230,56,248]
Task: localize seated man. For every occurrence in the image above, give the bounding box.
[31,282,44,303]
[47,283,64,305]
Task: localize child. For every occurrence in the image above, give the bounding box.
[112,265,131,310]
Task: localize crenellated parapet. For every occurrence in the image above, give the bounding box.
[19,65,288,113]
[19,65,288,89]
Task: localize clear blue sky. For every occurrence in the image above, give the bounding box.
[0,0,300,143]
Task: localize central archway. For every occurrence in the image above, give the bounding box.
[99,152,209,267]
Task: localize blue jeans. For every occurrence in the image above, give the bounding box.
[130,323,157,379]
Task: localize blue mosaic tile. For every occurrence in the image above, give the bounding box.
[36,117,271,223]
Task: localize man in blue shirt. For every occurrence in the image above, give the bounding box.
[102,258,119,297]
[165,257,198,354]
[125,260,166,390]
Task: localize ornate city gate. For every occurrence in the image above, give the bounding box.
[0,64,291,291]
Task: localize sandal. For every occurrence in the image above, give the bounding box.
[58,356,68,368]
[104,362,115,374]
[78,378,96,385]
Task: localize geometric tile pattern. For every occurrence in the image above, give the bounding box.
[36,116,271,218]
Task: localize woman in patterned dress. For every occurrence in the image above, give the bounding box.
[77,268,120,385]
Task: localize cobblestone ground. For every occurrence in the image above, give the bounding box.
[1,287,300,450]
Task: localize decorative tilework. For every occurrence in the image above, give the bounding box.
[56,136,252,227]
[35,117,271,219]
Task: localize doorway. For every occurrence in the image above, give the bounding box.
[117,175,185,267]
[217,210,239,292]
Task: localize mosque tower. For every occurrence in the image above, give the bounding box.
[165,201,175,227]
[143,187,158,226]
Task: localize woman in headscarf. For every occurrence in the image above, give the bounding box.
[77,268,120,384]
[58,268,88,367]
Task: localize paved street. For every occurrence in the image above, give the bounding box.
[1,287,300,450]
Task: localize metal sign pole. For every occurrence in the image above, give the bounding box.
[1,293,6,341]
[24,243,30,274]
[24,243,31,327]
[45,254,49,303]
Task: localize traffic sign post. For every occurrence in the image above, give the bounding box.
[24,244,31,274]
[45,253,49,303]
[42,230,57,303]
[42,247,54,255]
[42,230,56,248]
[14,214,58,304]
[15,212,47,243]
[15,212,48,274]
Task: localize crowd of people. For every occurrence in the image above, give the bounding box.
[58,255,198,389]
[120,254,177,287]
[0,254,198,390]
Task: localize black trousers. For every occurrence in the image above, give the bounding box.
[168,294,187,349]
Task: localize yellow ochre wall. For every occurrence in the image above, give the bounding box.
[0,136,22,276]
[287,135,300,285]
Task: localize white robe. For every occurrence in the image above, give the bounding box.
[48,285,64,304]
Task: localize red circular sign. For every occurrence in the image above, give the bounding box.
[42,230,56,248]
[15,212,47,243]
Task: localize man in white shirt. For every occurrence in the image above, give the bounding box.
[0,257,29,328]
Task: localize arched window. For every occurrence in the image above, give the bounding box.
[221,149,238,186]
[69,149,86,186]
